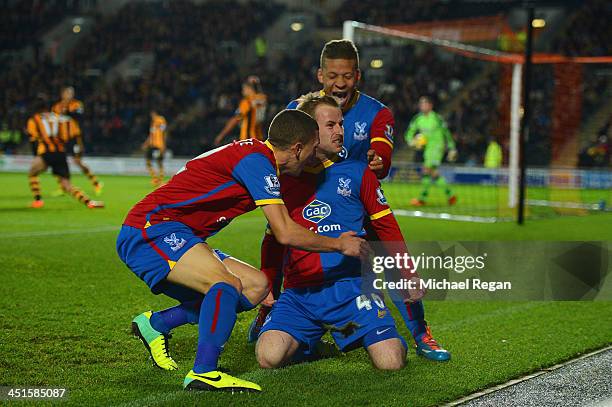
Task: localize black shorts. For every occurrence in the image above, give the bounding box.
[145,147,164,161]
[41,152,70,179]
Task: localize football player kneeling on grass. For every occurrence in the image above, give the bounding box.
[255,94,426,371]
[118,109,367,392]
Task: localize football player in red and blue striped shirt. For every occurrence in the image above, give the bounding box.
[257,40,450,362]
[255,94,425,370]
[117,109,367,392]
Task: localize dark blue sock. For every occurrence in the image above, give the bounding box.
[193,282,239,374]
[236,293,256,313]
[150,299,203,334]
[393,299,427,342]
[291,346,311,364]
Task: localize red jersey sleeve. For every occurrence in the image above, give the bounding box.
[360,168,416,294]
[369,107,394,179]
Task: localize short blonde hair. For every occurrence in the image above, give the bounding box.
[296,92,340,118]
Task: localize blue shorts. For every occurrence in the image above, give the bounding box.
[116,221,231,300]
[260,277,403,352]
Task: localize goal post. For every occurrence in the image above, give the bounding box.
[342,19,612,222]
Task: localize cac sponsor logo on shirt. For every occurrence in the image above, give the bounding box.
[302,199,341,233]
[337,177,352,197]
[376,187,387,205]
[353,122,368,141]
[303,199,331,223]
[264,174,281,196]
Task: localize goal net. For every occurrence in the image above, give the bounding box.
[343,17,612,222]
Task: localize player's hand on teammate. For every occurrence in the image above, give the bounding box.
[367,149,385,178]
[447,149,458,162]
[261,291,276,307]
[403,275,427,303]
[338,231,370,259]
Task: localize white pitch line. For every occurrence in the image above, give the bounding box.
[5,225,118,238]
[444,345,612,407]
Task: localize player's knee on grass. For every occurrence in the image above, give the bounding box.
[367,338,406,371]
[256,330,299,369]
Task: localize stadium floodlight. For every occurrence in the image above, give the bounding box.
[290,22,304,32]
[370,59,384,69]
[343,19,612,222]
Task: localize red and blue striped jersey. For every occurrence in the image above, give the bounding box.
[268,158,398,289]
[287,91,395,177]
[124,139,283,237]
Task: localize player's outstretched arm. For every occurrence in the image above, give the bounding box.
[261,204,368,258]
[214,116,241,145]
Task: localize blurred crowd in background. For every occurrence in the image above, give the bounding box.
[0,0,610,168]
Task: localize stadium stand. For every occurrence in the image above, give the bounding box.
[331,0,514,26]
[0,0,84,51]
[0,0,609,169]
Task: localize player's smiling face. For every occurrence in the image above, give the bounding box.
[318,58,360,108]
[314,104,344,158]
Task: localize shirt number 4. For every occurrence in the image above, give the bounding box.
[356,293,385,311]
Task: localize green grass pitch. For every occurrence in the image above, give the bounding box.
[1,172,611,406]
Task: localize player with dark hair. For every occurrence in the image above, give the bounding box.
[405,96,458,206]
[256,94,424,370]
[292,39,395,179]
[250,40,451,362]
[214,76,268,145]
[143,110,168,187]
[117,109,367,392]
[26,97,104,209]
[52,86,103,195]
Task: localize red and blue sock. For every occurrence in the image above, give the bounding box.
[394,299,427,342]
[193,282,239,374]
[237,293,256,313]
